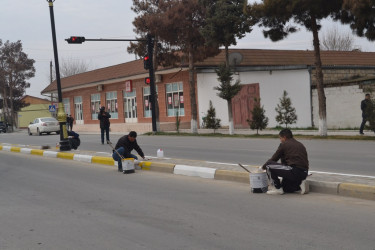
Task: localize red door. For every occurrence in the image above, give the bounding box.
[231,83,260,129]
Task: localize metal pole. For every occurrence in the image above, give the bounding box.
[47,0,71,151]
[147,34,157,133]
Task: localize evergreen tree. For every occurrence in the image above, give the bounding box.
[204,100,221,133]
[199,0,255,66]
[247,98,268,135]
[214,63,242,135]
[275,90,297,128]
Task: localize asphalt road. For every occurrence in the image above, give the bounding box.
[0,151,374,250]
[1,131,375,176]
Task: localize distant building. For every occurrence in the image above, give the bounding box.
[18,95,52,128]
[41,49,375,133]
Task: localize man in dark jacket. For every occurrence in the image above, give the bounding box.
[98,106,111,144]
[112,131,145,172]
[261,128,309,195]
[359,93,374,135]
[68,130,80,150]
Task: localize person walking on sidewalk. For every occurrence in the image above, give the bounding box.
[112,131,145,172]
[261,128,309,195]
[359,93,374,135]
[98,106,111,144]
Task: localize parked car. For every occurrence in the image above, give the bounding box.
[0,121,6,133]
[28,117,60,136]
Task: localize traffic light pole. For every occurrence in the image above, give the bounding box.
[65,35,157,133]
[147,34,157,133]
[47,0,71,151]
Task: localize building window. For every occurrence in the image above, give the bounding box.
[74,96,83,121]
[143,86,158,118]
[123,89,137,119]
[63,98,70,115]
[166,82,184,116]
[91,93,101,120]
[106,91,118,119]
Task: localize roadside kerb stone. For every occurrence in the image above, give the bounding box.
[43,151,58,158]
[308,180,340,195]
[339,183,375,201]
[57,152,75,160]
[174,165,216,179]
[215,170,250,184]
[20,148,32,154]
[31,149,44,156]
[91,156,115,166]
[73,154,93,163]
[10,147,21,152]
[139,161,175,173]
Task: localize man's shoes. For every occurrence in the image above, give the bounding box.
[300,180,309,195]
[359,132,364,135]
[118,169,123,172]
[266,188,284,195]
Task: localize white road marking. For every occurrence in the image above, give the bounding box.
[309,171,375,179]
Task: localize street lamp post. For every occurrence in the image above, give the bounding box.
[47,0,71,151]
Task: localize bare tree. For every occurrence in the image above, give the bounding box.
[320,25,360,51]
[51,57,92,81]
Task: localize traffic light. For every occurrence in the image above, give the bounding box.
[145,77,151,85]
[66,36,86,44]
[144,55,151,70]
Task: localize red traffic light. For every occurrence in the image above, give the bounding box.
[66,36,86,44]
[144,55,151,70]
[145,77,151,85]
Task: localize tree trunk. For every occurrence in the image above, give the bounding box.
[227,100,234,135]
[189,48,198,134]
[2,85,7,124]
[225,45,229,67]
[311,16,327,136]
[9,76,15,132]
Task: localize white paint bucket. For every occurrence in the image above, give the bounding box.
[250,172,268,193]
[122,158,135,174]
[157,149,164,158]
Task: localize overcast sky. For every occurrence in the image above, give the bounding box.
[1,0,374,99]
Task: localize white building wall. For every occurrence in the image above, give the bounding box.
[312,85,364,129]
[197,69,311,128]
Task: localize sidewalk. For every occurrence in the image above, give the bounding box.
[1,142,374,201]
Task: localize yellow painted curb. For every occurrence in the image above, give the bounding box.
[31,149,44,156]
[339,183,375,201]
[139,161,175,173]
[91,156,115,166]
[214,170,250,184]
[0,145,3,150]
[11,147,21,152]
[57,152,75,160]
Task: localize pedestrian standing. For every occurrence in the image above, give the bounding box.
[68,114,74,131]
[98,106,111,144]
[359,93,374,135]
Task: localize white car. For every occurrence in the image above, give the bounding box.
[28,117,60,136]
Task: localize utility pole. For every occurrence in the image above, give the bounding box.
[47,0,71,151]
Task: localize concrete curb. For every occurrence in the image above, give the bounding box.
[1,144,374,201]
